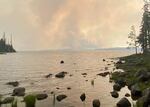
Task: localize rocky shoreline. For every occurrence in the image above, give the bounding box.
[111,53,150,107]
[0,57,136,107]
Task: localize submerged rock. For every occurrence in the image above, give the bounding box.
[111,91,119,98]
[117,98,131,107]
[92,99,100,107]
[6,81,19,87]
[12,87,25,96]
[1,97,14,104]
[36,93,48,100]
[56,94,67,102]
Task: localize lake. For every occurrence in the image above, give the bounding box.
[0,50,133,107]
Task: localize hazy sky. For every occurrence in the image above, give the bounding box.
[0,0,144,51]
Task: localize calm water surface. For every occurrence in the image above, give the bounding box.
[0,50,133,107]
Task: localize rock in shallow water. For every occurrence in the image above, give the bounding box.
[45,73,53,78]
[113,83,122,91]
[117,98,131,107]
[97,72,110,77]
[80,93,86,102]
[92,99,100,107]
[36,93,48,100]
[6,81,19,87]
[12,87,25,96]
[111,91,119,98]
[56,94,67,102]
[55,71,68,78]
[60,60,64,64]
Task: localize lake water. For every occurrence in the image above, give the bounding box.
[0,50,133,107]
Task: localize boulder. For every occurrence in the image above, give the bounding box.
[117,98,131,107]
[131,84,142,100]
[113,83,122,91]
[12,87,25,96]
[80,93,86,102]
[56,94,67,102]
[92,99,100,107]
[55,71,68,78]
[36,94,48,100]
[6,81,19,87]
[1,97,14,104]
[111,91,119,98]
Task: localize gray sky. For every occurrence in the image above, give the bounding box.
[0,0,144,51]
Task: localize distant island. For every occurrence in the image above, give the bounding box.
[0,33,16,53]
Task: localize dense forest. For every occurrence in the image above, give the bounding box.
[0,34,16,53]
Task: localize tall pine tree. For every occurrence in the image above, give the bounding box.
[138,1,150,53]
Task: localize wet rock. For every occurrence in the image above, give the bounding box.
[131,84,142,100]
[60,60,64,64]
[97,72,110,77]
[56,94,67,102]
[80,93,86,102]
[6,81,19,87]
[36,94,48,100]
[1,97,14,104]
[111,91,119,98]
[117,98,131,107]
[12,87,25,96]
[92,99,100,107]
[55,71,68,78]
[125,93,130,97]
[113,83,122,91]
[45,73,53,78]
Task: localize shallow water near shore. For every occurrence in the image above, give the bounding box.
[0,50,133,107]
